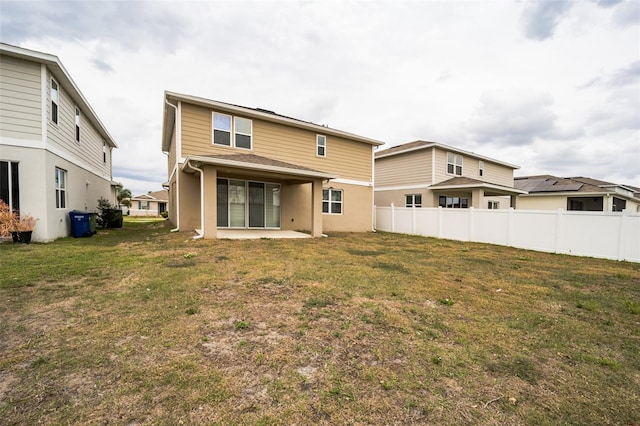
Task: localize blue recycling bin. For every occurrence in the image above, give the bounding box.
[69,211,92,238]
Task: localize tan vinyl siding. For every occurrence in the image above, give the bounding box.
[433,147,514,186]
[168,130,176,176]
[0,54,42,139]
[375,148,432,187]
[180,102,373,182]
[483,161,514,187]
[433,148,451,183]
[46,69,110,178]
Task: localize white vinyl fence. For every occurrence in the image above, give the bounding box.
[375,206,640,263]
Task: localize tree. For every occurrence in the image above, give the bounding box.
[116,187,132,208]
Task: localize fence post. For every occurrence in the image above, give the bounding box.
[391,203,395,233]
[437,206,443,238]
[468,207,474,242]
[554,208,563,254]
[617,209,628,261]
[412,205,416,234]
[506,208,514,247]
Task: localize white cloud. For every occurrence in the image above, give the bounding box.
[1,0,638,189]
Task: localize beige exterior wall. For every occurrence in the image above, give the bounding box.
[177,169,201,231]
[179,102,372,182]
[517,195,568,210]
[45,69,112,181]
[375,148,432,187]
[0,55,42,141]
[432,147,514,186]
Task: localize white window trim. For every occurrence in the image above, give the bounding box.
[405,193,422,208]
[316,134,326,158]
[488,201,499,209]
[51,78,59,126]
[234,116,253,150]
[212,112,232,147]
[75,107,81,143]
[322,188,343,215]
[55,167,67,209]
[212,112,254,150]
[447,152,463,177]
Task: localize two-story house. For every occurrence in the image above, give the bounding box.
[0,43,118,241]
[374,141,525,210]
[161,91,383,239]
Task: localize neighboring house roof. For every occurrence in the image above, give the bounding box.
[182,153,337,180]
[131,190,169,202]
[375,140,520,169]
[0,42,117,148]
[162,91,384,153]
[515,175,640,200]
[430,177,527,195]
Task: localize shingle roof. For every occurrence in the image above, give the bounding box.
[375,140,519,169]
[514,175,638,196]
[132,189,168,201]
[196,154,325,174]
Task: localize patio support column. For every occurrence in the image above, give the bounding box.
[471,188,483,208]
[510,195,517,209]
[311,179,323,237]
[202,166,217,239]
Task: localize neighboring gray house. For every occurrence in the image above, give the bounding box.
[0,43,118,241]
[515,175,640,212]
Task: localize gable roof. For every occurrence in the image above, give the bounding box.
[430,176,527,195]
[131,190,169,201]
[0,42,117,148]
[162,91,384,152]
[375,140,519,169]
[515,175,639,199]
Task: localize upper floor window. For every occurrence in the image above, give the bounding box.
[213,113,232,146]
[51,79,59,124]
[322,188,342,215]
[55,167,66,209]
[234,117,252,149]
[479,160,484,177]
[213,112,252,149]
[103,141,107,163]
[405,194,422,208]
[447,153,462,176]
[75,108,81,142]
[317,135,326,157]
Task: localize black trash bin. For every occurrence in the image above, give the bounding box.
[107,209,123,228]
[69,211,92,238]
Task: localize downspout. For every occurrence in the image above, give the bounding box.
[371,145,377,232]
[188,161,205,240]
[165,98,180,232]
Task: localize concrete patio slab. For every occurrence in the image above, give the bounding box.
[217,229,312,239]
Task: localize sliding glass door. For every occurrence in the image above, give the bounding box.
[217,179,280,228]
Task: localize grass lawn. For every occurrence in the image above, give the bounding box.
[1,218,639,425]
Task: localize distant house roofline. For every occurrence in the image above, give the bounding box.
[375,140,520,169]
[0,42,118,149]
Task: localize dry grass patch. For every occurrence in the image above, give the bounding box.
[1,220,639,424]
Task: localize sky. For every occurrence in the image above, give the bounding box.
[1,0,639,195]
